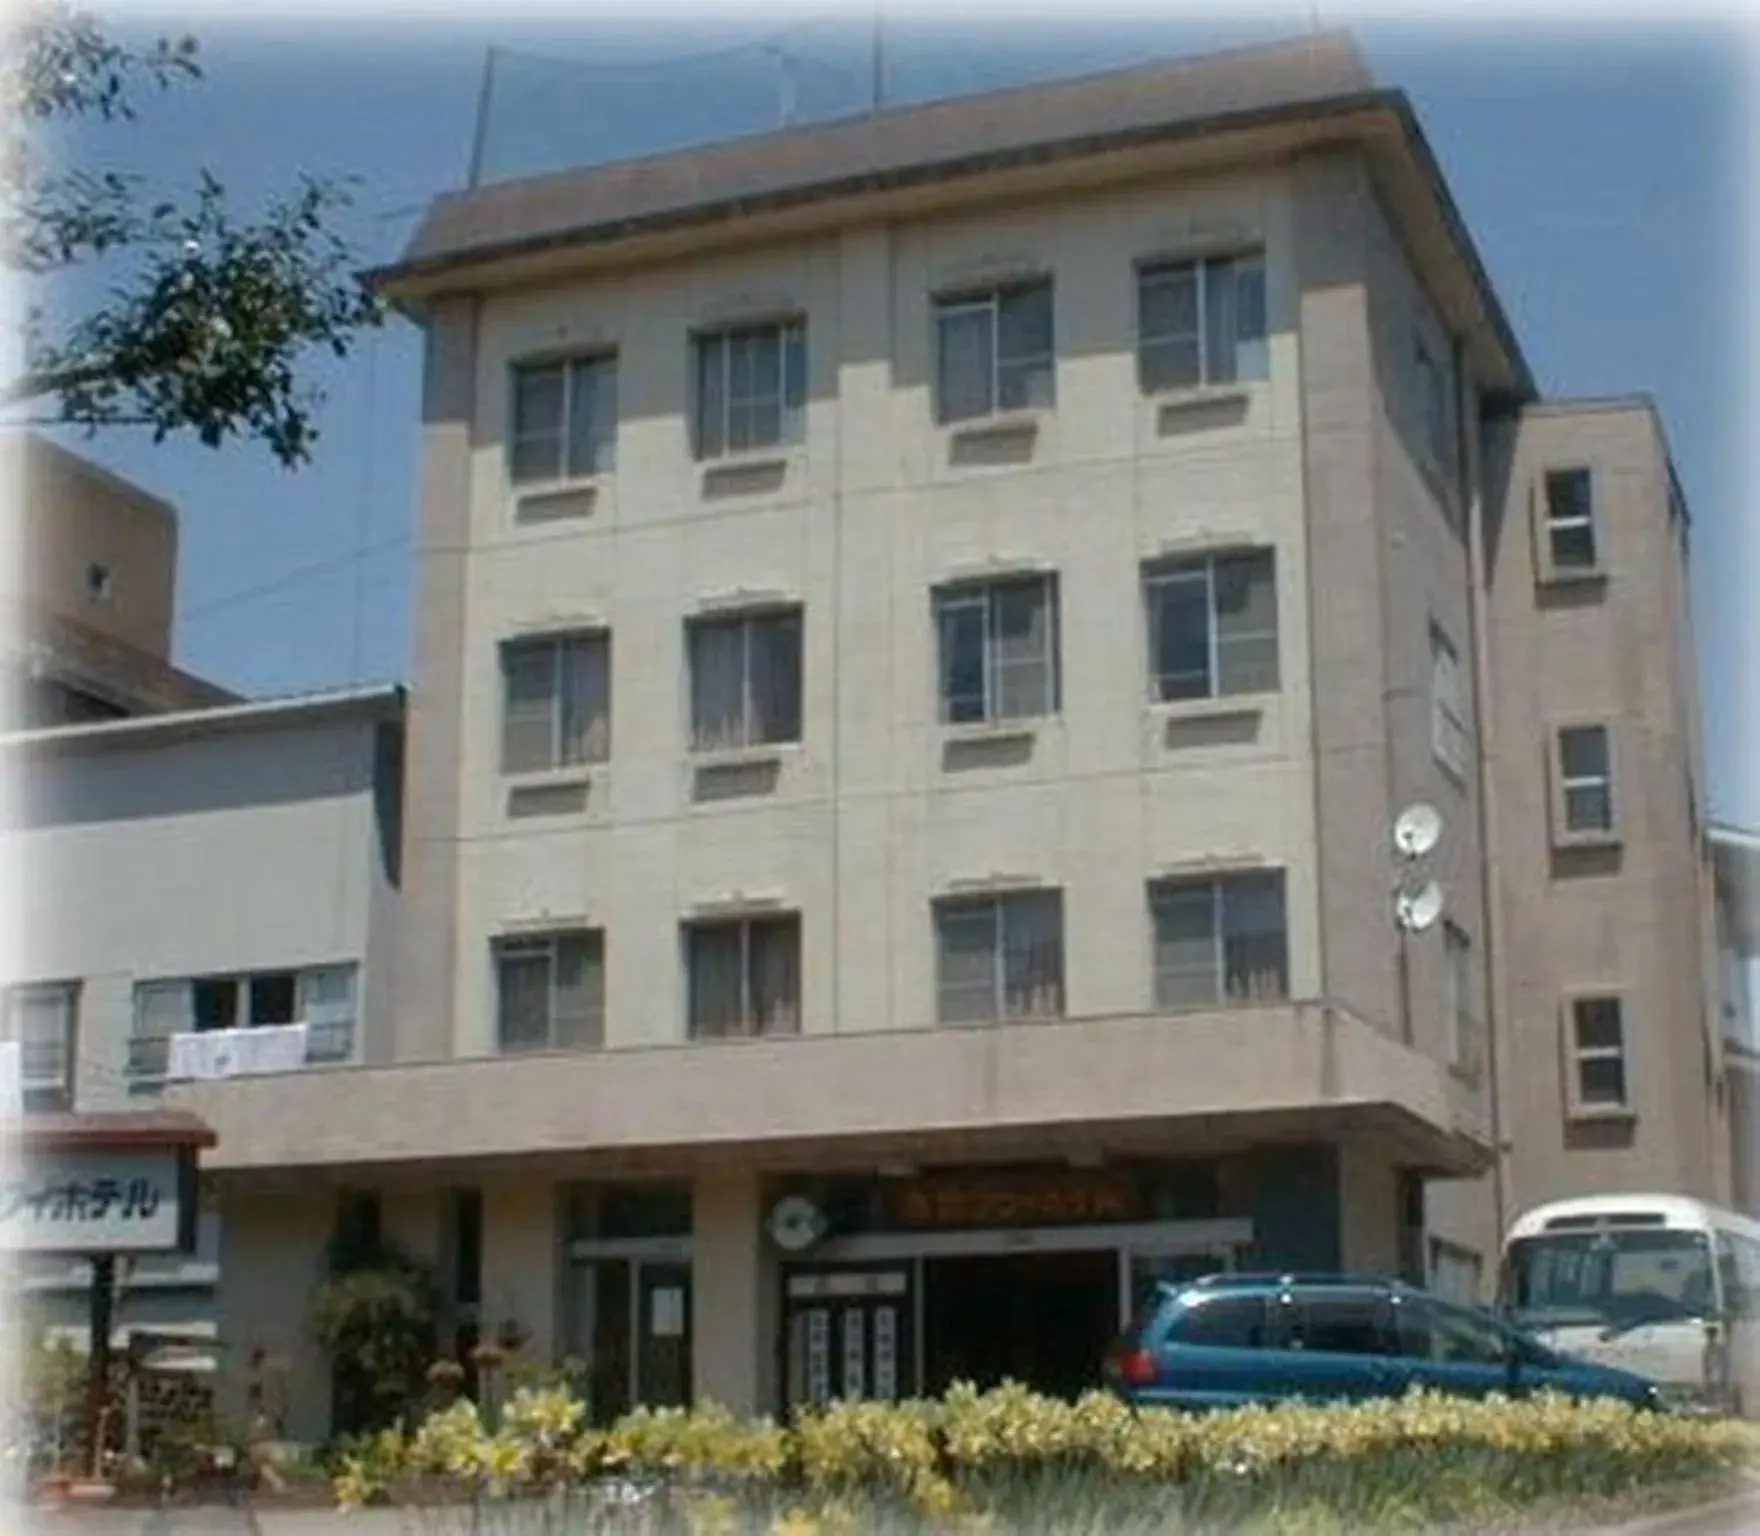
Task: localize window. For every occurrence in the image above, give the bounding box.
[3,983,75,1104]
[1170,1295,1269,1349]
[693,319,806,459]
[934,280,1054,425]
[686,915,801,1039]
[1557,725,1614,834]
[1143,551,1278,703]
[1390,1297,1507,1365]
[934,891,1064,1024]
[1289,1294,1391,1356]
[494,932,605,1053]
[501,633,610,775]
[1543,468,1598,573]
[1136,251,1268,392]
[688,609,803,752]
[129,966,355,1077]
[1569,996,1629,1112]
[509,355,618,483]
[1415,334,1454,470]
[1443,923,1477,1077]
[1149,872,1288,1011]
[1430,626,1469,780]
[85,563,112,602]
[935,575,1059,726]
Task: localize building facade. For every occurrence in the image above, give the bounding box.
[2,433,234,728]
[1,687,404,1366]
[152,32,1723,1440]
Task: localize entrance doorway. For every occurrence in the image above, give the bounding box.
[923,1250,1116,1400]
[567,1257,692,1424]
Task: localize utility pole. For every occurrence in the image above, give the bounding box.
[871,0,885,112]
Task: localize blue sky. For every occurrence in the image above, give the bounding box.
[37,10,1755,824]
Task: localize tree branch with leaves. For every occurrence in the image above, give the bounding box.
[2,3,383,467]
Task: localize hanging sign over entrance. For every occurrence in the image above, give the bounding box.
[886,1168,1143,1231]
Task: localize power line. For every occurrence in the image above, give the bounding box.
[180,535,408,627]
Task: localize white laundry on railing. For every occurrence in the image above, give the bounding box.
[167,1024,310,1082]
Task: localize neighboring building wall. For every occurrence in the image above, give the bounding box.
[1,434,234,726]
[1,693,404,1357]
[1482,401,1724,1212]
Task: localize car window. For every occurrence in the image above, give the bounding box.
[1289,1293,1391,1356]
[1392,1296,1510,1365]
[1169,1294,1269,1349]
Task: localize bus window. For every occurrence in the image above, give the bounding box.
[1505,1228,1715,1332]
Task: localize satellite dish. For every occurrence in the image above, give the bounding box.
[1394,880,1446,934]
[1393,803,1443,860]
[765,1195,827,1253]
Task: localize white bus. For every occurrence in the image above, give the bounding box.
[1499,1194,1760,1416]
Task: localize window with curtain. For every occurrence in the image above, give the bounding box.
[686,915,801,1039]
[935,575,1058,725]
[934,891,1064,1024]
[934,280,1055,425]
[1149,871,1288,1010]
[1136,251,1268,392]
[1143,550,1278,702]
[509,354,618,483]
[688,609,803,751]
[3,982,75,1104]
[501,633,611,774]
[693,319,807,459]
[494,932,605,1053]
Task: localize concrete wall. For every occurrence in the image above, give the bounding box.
[419,164,1332,1062]
[1482,401,1725,1211]
[8,711,397,1106]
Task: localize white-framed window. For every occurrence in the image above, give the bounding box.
[934,279,1054,425]
[934,890,1064,1024]
[509,354,618,484]
[1443,922,1477,1077]
[3,982,76,1104]
[1430,625,1469,780]
[1149,871,1289,1010]
[1568,995,1629,1113]
[693,319,807,459]
[686,914,801,1039]
[1557,725,1614,834]
[1543,467,1598,572]
[1136,251,1268,392]
[129,965,358,1077]
[934,574,1058,726]
[494,931,604,1053]
[688,608,803,752]
[500,632,610,775]
[1414,333,1454,471]
[1143,550,1278,703]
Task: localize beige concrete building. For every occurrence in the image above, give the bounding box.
[154,32,1723,1439]
[2,433,233,727]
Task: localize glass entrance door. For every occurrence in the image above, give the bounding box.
[782,1266,914,1412]
[570,1257,693,1424]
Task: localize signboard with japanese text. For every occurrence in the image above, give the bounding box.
[0,1145,194,1254]
[884,1169,1144,1231]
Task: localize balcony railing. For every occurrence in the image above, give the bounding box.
[128,1019,357,1086]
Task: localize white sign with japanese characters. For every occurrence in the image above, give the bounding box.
[0,1147,187,1253]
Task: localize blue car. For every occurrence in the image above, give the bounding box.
[1103,1273,1663,1412]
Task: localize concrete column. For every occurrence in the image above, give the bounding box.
[480,1178,558,1364]
[1337,1142,1401,1276]
[214,1185,333,1444]
[692,1171,773,1416]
